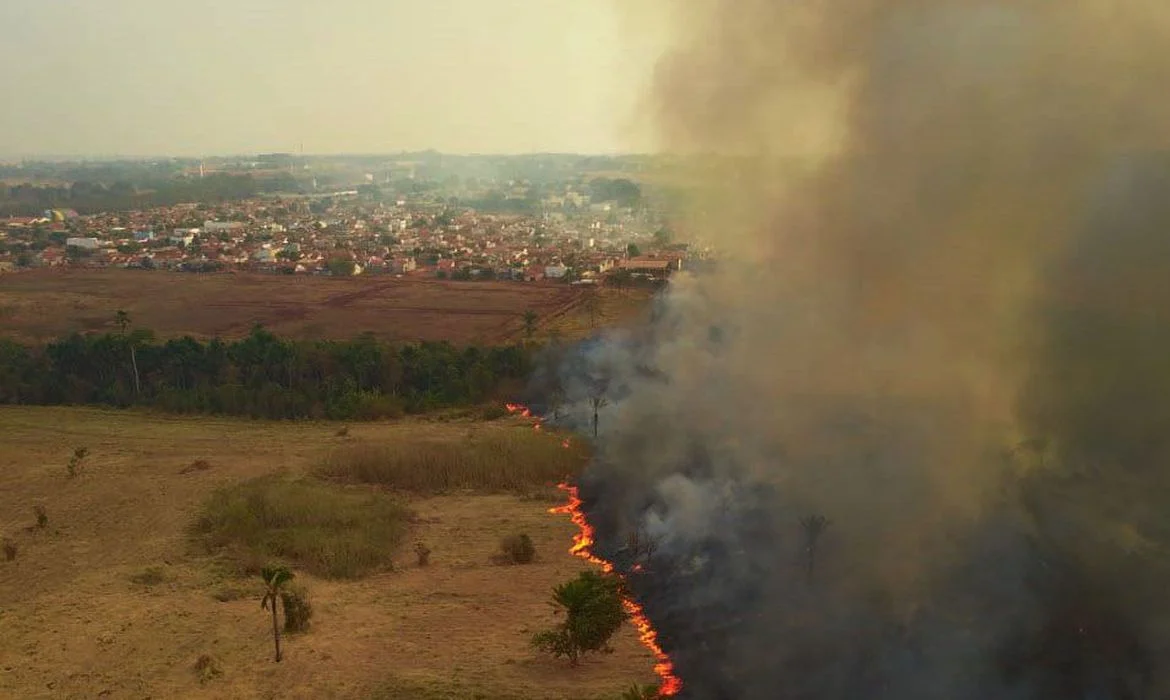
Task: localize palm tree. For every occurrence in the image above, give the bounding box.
[799,514,830,582]
[260,566,294,662]
[589,384,608,439]
[114,310,141,394]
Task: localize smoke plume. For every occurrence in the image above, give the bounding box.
[551,1,1170,697]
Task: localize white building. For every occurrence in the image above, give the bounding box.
[65,237,100,250]
[204,221,244,233]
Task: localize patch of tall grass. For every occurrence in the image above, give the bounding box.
[192,477,409,579]
[316,429,588,493]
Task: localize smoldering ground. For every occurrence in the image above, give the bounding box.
[538,1,1170,697]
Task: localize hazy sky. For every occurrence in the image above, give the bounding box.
[0,0,661,157]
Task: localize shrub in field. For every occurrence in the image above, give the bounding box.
[193,654,222,684]
[3,538,16,562]
[66,446,89,478]
[180,459,212,475]
[130,566,168,586]
[414,542,431,567]
[192,477,408,579]
[532,570,627,666]
[497,533,536,565]
[281,584,313,634]
[33,505,47,529]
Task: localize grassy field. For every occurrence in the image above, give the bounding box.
[0,406,655,699]
[0,269,654,344]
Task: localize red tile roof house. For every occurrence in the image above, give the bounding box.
[39,247,65,266]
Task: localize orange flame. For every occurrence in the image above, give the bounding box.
[550,483,683,697]
[506,401,545,432]
[505,402,532,418]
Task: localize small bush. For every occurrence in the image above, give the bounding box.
[317,431,586,493]
[532,570,627,666]
[3,539,16,561]
[414,542,431,567]
[130,566,168,586]
[180,459,213,475]
[280,584,313,633]
[497,533,536,565]
[335,426,349,438]
[67,446,89,478]
[192,476,409,579]
[193,654,223,684]
[33,505,47,529]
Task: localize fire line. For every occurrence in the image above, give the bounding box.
[504,401,680,693]
[551,483,684,697]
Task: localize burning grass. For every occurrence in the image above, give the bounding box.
[552,484,683,696]
[316,429,587,494]
[192,476,410,579]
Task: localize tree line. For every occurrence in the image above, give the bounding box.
[0,324,532,420]
[0,173,303,217]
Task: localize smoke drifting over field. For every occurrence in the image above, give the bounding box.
[555,1,1170,697]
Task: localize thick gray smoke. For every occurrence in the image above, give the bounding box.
[542,1,1170,698]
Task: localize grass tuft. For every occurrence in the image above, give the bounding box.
[130,566,168,586]
[316,430,586,493]
[180,459,213,475]
[193,654,223,684]
[192,476,410,579]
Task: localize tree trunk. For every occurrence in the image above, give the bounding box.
[272,601,282,662]
[130,345,141,395]
[592,409,599,439]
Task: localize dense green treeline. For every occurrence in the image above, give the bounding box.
[0,326,531,420]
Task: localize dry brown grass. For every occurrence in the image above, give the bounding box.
[192,476,410,579]
[316,429,588,493]
[0,268,605,343]
[0,406,655,699]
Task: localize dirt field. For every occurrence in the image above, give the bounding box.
[0,407,657,699]
[0,269,654,344]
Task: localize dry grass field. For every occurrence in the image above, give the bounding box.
[0,406,657,699]
[0,269,654,344]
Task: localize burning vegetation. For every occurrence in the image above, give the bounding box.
[523,1,1170,698]
[551,483,683,696]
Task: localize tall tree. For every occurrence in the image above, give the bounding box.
[589,382,608,439]
[260,566,294,662]
[115,310,141,395]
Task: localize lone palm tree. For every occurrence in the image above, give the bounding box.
[589,384,608,439]
[799,514,830,582]
[260,566,294,662]
[114,310,141,394]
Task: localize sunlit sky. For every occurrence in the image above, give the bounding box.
[0,0,663,157]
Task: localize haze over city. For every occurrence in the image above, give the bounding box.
[0,0,662,157]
